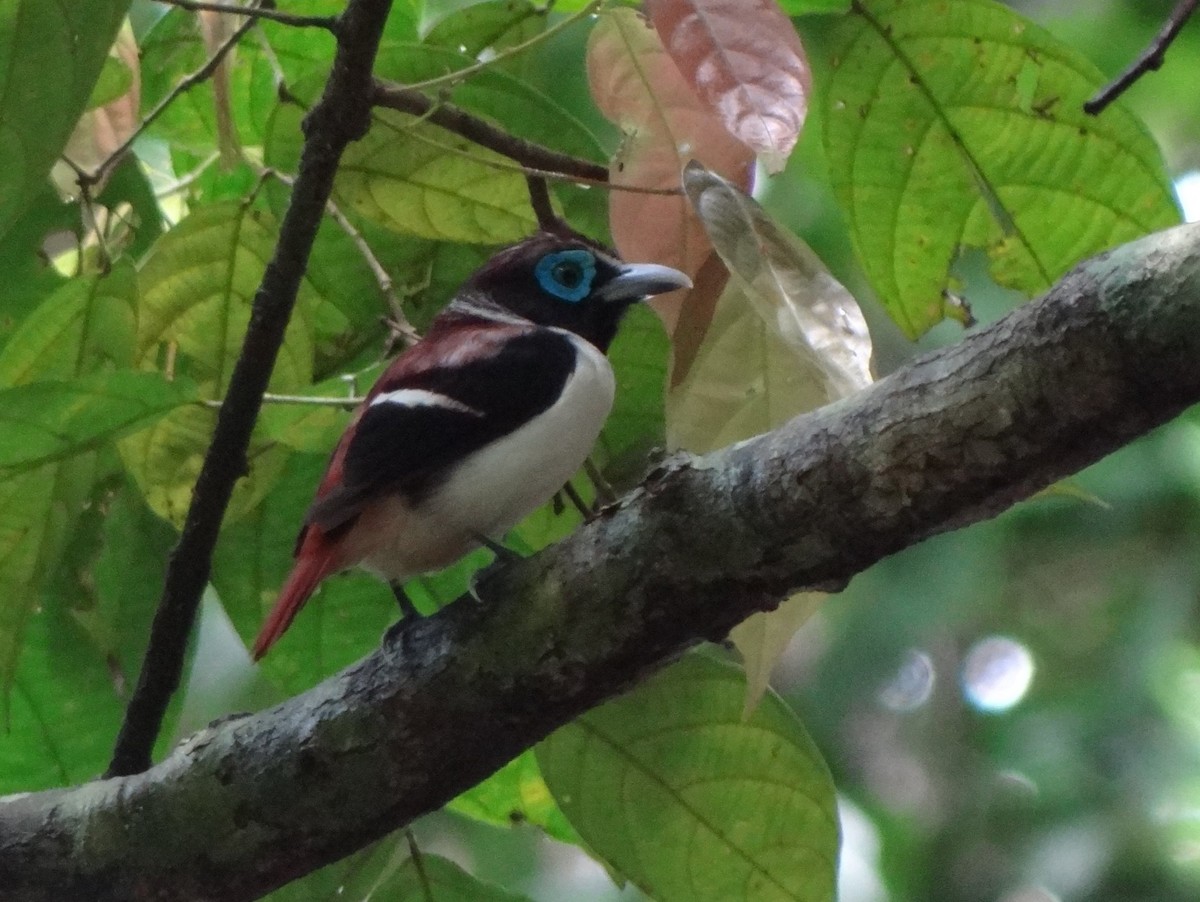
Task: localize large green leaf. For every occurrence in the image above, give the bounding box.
[266,842,532,902]
[538,654,839,902]
[334,112,537,243]
[0,266,141,718]
[0,553,129,792]
[0,0,129,243]
[450,749,581,845]
[119,202,321,525]
[0,371,196,474]
[825,0,1179,337]
[0,260,137,385]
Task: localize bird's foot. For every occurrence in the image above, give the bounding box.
[468,535,525,602]
[389,580,422,619]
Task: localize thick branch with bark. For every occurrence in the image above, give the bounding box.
[4,224,1200,900]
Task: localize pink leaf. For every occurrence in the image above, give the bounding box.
[647,0,810,172]
[586,7,752,338]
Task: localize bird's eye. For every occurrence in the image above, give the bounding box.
[535,249,596,303]
[552,261,583,288]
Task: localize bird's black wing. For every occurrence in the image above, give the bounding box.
[305,328,577,534]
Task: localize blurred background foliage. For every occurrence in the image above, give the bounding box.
[775,3,1200,901]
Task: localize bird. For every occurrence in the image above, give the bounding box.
[251,230,691,659]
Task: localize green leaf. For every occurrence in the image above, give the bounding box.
[0,187,76,349]
[601,303,670,476]
[335,112,537,243]
[0,371,196,474]
[0,262,138,385]
[825,0,1179,337]
[87,53,134,110]
[0,563,128,792]
[266,843,532,902]
[424,0,547,72]
[538,654,840,902]
[91,481,178,700]
[777,0,850,13]
[120,202,320,525]
[450,749,582,845]
[0,0,129,243]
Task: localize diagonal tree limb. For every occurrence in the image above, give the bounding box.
[104,0,395,779]
[4,223,1200,900]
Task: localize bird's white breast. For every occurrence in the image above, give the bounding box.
[355,331,615,580]
[433,330,615,538]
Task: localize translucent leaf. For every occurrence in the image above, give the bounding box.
[0,371,196,474]
[667,281,853,453]
[120,202,318,525]
[682,162,872,401]
[730,592,823,718]
[539,654,839,901]
[586,6,753,334]
[0,0,128,242]
[450,749,582,845]
[646,0,811,171]
[664,165,876,709]
[825,0,1179,337]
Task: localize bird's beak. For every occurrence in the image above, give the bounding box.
[596,262,692,303]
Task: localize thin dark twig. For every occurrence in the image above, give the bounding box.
[264,167,419,343]
[104,0,396,779]
[154,0,337,29]
[1084,0,1199,114]
[372,82,609,182]
[80,4,263,190]
[405,830,433,901]
[526,175,560,231]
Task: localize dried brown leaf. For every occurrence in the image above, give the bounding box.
[586,7,752,335]
[647,0,810,172]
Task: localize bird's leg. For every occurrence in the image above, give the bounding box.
[468,534,525,602]
[559,480,596,520]
[475,533,523,563]
[389,580,421,619]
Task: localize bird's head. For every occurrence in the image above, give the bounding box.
[460,233,691,350]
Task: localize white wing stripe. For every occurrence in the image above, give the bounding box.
[369,388,482,416]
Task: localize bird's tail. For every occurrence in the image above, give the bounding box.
[252,535,341,660]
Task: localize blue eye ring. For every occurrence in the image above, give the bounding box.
[535,250,596,303]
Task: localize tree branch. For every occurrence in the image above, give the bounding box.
[103,0,395,779]
[5,222,1200,900]
[371,81,611,183]
[1084,0,1199,114]
[154,0,338,29]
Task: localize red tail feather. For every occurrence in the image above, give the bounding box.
[252,534,342,660]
